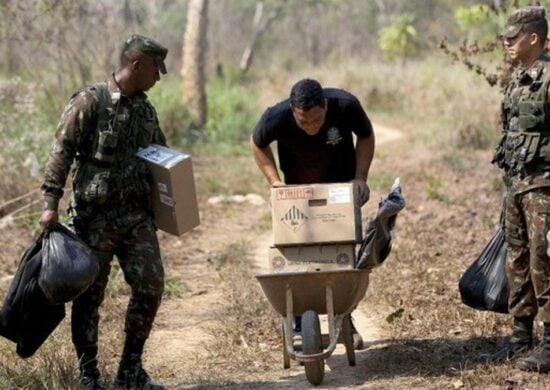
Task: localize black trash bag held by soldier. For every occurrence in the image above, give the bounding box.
[38,223,98,305]
[458,227,509,314]
[356,178,405,269]
[0,232,65,358]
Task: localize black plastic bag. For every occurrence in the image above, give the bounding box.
[356,178,405,269]
[458,227,509,314]
[38,223,99,304]
[0,232,65,358]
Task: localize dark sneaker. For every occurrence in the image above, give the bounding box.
[114,360,165,390]
[517,344,550,372]
[293,315,302,334]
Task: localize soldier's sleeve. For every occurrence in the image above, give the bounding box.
[40,90,96,211]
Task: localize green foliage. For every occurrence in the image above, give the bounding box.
[454,4,502,41]
[378,13,421,61]
[164,277,189,298]
[204,74,260,145]
[147,76,197,148]
[454,4,491,30]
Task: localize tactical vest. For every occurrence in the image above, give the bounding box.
[72,82,156,207]
[493,55,550,178]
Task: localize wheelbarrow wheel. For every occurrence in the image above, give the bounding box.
[302,310,324,385]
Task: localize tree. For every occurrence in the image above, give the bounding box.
[378,13,421,62]
[239,1,284,74]
[181,0,209,132]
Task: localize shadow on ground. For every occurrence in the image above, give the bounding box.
[181,336,511,389]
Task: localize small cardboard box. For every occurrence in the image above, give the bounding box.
[268,244,356,273]
[137,144,200,236]
[271,183,362,245]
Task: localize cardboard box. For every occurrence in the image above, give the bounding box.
[268,244,356,273]
[271,183,362,245]
[137,144,200,236]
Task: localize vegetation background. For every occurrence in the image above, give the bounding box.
[2,0,550,388]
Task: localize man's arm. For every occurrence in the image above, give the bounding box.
[353,132,375,205]
[249,136,283,186]
[39,91,93,229]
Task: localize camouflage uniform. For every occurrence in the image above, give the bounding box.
[494,54,550,323]
[41,35,168,387]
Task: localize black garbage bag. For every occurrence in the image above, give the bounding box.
[38,223,98,305]
[0,232,65,358]
[458,227,509,314]
[356,178,405,269]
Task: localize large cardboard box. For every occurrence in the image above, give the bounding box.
[271,183,362,245]
[137,144,200,236]
[268,244,356,273]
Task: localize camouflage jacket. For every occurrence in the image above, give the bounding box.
[494,54,550,193]
[41,76,167,211]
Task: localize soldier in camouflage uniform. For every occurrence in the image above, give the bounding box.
[39,35,169,389]
[488,6,550,373]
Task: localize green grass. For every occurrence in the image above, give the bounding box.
[164,277,188,298]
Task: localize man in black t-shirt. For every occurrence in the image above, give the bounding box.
[250,78,376,349]
[251,78,375,204]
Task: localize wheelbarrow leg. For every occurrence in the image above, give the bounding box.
[281,320,290,369]
[342,314,356,366]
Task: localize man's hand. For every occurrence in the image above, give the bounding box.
[352,178,370,206]
[39,209,58,231]
[271,180,285,187]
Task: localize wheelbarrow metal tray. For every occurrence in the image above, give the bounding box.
[255,269,370,315]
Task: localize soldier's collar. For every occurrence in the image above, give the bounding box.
[108,74,146,102]
[519,60,546,84]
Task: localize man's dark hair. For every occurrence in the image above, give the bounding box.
[289,79,325,110]
[524,19,548,44]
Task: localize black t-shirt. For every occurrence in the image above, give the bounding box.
[252,88,373,184]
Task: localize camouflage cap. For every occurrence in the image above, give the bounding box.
[122,34,168,74]
[504,6,547,39]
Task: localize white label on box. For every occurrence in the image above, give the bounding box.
[157,182,168,193]
[137,146,174,164]
[328,186,351,204]
[159,194,175,208]
[164,154,187,168]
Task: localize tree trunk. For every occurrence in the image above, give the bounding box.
[239,1,284,74]
[181,0,209,131]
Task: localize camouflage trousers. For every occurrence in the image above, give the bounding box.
[504,187,550,322]
[71,210,164,351]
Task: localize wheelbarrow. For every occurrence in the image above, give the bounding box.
[255,268,370,385]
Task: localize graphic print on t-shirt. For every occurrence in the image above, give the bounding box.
[281,205,308,231]
[326,127,342,145]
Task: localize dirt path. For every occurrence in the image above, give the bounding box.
[146,122,402,388]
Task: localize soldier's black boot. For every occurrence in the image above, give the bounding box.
[76,345,105,390]
[480,316,534,363]
[517,322,550,372]
[114,336,165,390]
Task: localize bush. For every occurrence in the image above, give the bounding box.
[0,78,53,204]
[205,74,260,146]
[147,76,197,148]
